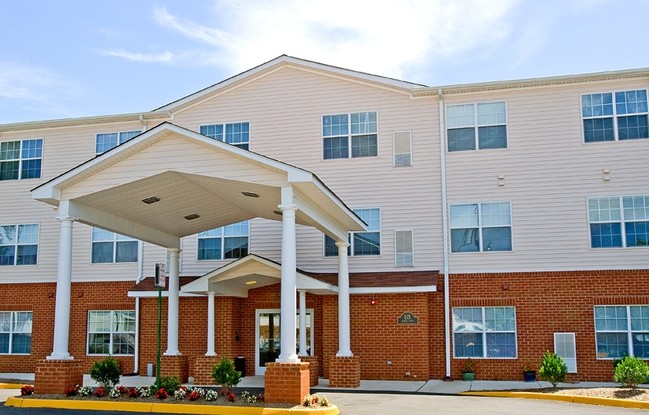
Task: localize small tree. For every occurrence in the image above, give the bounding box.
[614,356,649,388]
[538,351,567,387]
[90,357,121,390]
[211,357,241,395]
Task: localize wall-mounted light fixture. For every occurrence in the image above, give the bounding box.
[602,169,611,181]
[497,175,505,187]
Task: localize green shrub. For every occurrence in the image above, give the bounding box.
[157,376,181,394]
[211,357,241,395]
[613,356,649,388]
[90,357,121,390]
[538,351,567,387]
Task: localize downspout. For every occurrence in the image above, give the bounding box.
[438,88,452,379]
[133,117,148,375]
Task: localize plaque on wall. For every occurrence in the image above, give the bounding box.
[397,311,418,325]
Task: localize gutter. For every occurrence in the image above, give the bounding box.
[438,89,452,379]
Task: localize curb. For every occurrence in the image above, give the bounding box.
[0,383,25,389]
[462,391,649,410]
[4,396,340,415]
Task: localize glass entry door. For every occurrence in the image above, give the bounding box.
[255,309,314,375]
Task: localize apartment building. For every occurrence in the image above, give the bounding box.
[0,56,647,391]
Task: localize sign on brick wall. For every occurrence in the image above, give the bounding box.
[397,311,418,325]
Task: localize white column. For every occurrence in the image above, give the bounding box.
[48,215,75,360]
[298,290,307,357]
[277,191,299,363]
[206,292,216,356]
[336,241,352,357]
[165,248,181,356]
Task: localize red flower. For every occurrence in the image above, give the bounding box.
[94,386,105,398]
[64,386,78,397]
[227,391,236,402]
[128,387,141,398]
[116,385,129,395]
[187,390,200,401]
[155,388,169,400]
[20,385,34,396]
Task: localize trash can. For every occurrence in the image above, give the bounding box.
[234,356,246,377]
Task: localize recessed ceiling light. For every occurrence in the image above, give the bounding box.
[241,191,259,198]
[245,280,257,285]
[184,213,200,220]
[142,196,160,204]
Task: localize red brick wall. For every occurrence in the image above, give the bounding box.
[0,281,135,374]
[446,270,649,381]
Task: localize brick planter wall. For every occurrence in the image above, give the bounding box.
[329,355,360,388]
[34,359,84,395]
[300,355,319,386]
[264,362,310,404]
[160,355,189,383]
[193,356,219,385]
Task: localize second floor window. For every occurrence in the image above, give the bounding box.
[95,131,140,154]
[91,228,138,263]
[325,208,381,256]
[0,224,39,266]
[197,221,249,260]
[200,122,250,150]
[323,111,377,159]
[450,202,512,252]
[446,101,507,151]
[588,195,649,248]
[0,139,42,181]
[582,89,648,142]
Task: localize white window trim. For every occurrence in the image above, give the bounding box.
[0,223,40,266]
[0,139,43,180]
[90,228,139,264]
[587,194,649,249]
[594,305,649,360]
[199,121,251,149]
[446,101,508,152]
[394,229,414,267]
[580,89,649,143]
[87,310,136,356]
[322,110,380,160]
[393,131,412,167]
[449,201,513,253]
[95,130,141,155]
[197,221,250,261]
[452,306,518,359]
[0,311,32,355]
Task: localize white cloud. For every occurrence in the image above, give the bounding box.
[105,0,524,81]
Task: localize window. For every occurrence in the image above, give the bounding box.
[0,224,39,266]
[446,102,507,151]
[197,221,249,260]
[393,131,412,167]
[588,195,649,248]
[0,311,32,354]
[95,131,140,154]
[395,230,413,266]
[91,228,138,263]
[594,305,649,359]
[582,89,648,142]
[0,139,42,180]
[200,122,250,150]
[323,111,377,159]
[325,208,381,256]
[453,307,517,358]
[87,310,135,355]
[450,202,512,252]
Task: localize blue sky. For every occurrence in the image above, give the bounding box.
[1,0,647,124]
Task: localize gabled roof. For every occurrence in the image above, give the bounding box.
[153,54,428,114]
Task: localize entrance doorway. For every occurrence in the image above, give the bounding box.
[255,308,313,375]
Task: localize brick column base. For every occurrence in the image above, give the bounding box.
[193,356,220,385]
[264,362,310,404]
[300,355,319,387]
[160,355,189,383]
[35,359,84,395]
[329,356,360,388]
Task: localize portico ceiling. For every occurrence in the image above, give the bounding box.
[32,122,365,248]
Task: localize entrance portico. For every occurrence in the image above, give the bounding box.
[31,122,365,401]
